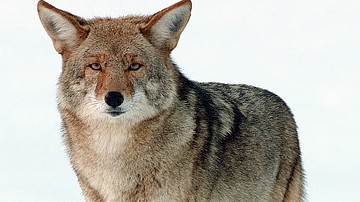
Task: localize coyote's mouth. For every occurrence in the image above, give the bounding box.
[106,109,124,117]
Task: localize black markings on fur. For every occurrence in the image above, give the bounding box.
[178,77,250,197]
[194,85,221,198]
[178,74,193,102]
[178,75,221,195]
[193,86,218,167]
[179,75,219,160]
[209,102,245,196]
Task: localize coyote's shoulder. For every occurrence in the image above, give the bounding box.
[38,0,304,201]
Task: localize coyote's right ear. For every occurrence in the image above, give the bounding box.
[37,0,89,55]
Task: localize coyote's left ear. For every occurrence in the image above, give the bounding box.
[141,0,191,52]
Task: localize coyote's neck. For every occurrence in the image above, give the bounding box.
[61,109,130,155]
[88,122,131,157]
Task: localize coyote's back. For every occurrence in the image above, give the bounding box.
[38,0,304,201]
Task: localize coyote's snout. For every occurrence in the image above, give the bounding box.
[104,91,123,116]
[38,0,304,201]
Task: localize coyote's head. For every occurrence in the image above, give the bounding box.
[38,0,191,125]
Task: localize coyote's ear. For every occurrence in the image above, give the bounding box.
[141,0,191,52]
[37,0,89,54]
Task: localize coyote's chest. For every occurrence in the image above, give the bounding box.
[88,123,130,156]
[74,123,165,201]
[77,124,133,200]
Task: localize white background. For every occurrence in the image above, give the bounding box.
[0,0,359,201]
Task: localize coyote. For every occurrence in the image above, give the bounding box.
[37,0,304,201]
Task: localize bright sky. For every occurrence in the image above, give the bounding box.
[0,0,359,201]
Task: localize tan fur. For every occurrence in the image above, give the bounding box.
[38,0,305,201]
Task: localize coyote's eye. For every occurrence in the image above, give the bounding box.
[128,63,142,71]
[89,63,102,71]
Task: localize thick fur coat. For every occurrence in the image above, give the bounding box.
[37,0,305,201]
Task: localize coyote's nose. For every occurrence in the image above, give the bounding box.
[105,91,124,108]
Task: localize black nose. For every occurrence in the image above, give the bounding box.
[105,91,124,108]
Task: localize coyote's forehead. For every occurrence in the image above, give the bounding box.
[86,16,149,43]
[88,16,148,38]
